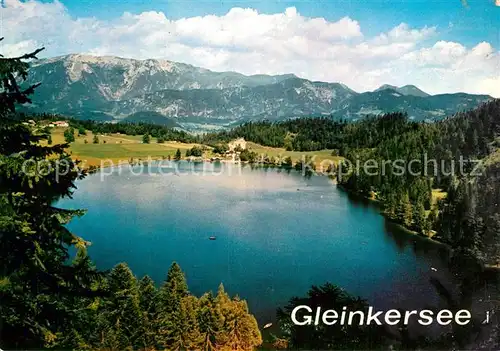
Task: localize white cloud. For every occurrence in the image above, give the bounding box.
[1,0,498,97]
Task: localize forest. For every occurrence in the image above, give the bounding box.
[336,102,500,266]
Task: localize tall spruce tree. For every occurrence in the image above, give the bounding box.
[197,291,220,351]
[175,148,182,161]
[100,263,143,350]
[138,275,159,350]
[0,40,100,348]
[157,262,189,349]
[179,294,203,349]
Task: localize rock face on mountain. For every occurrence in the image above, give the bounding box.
[24,54,492,126]
[110,77,357,121]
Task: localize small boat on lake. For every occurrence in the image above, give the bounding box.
[209,236,217,240]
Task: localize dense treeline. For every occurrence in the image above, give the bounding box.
[434,101,500,264]
[202,118,348,151]
[338,101,500,265]
[201,114,422,152]
[75,119,197,144]
[0,44,102,348]
[61,262,262,350]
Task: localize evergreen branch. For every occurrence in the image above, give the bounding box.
[0,47,45,61]
[0,82,42,111]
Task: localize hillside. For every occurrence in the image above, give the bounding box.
[23,54,492,127]
[374,84,430,97]
[331,89,489,121]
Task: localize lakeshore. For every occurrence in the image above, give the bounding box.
[336,183,451,248]
[58,162,455,325]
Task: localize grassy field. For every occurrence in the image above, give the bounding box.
[47,127,344,168]
[48,127,203,166]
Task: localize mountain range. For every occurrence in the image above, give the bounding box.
[24,54,492,130]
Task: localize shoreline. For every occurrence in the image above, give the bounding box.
[82,159,485,266]
[335,183,450,248]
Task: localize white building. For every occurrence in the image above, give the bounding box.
[54,121,69,127]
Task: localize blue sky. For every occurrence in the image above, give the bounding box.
[40,0,499,46]
[2,0,499,96]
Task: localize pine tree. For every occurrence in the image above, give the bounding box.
[396,192,413,227]
[0,41,101,348]
[179,295,203,349]
[157,262,189,349]
[384,192,397,219]
[142,134,150,144]
[413,202,427,234]
[138,275,158,350]
[100,263,143,350]
[428,206,439,230]
[174,148,182,161]
[198,292,223,351]
[93,135,99,144]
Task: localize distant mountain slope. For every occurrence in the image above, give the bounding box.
[332,89,490,120]
[26,54,296,110]
[111,77,356,120]
[24,54,492,125]
[374,84,430,97]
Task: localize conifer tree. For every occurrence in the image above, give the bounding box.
[198,291,223,351]
[138,275,159,350]
[179,295,203,349]
[175,148,182,160]
[413,202,427,234]
[157,262,189,349]
[0,40,100,348]
[396,192,413,227]
[100,263,143,350]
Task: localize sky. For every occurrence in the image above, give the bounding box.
[1,0,499,96]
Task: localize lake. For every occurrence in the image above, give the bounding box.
[59,161,453,323]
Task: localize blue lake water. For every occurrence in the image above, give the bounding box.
[59,161,452,323]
